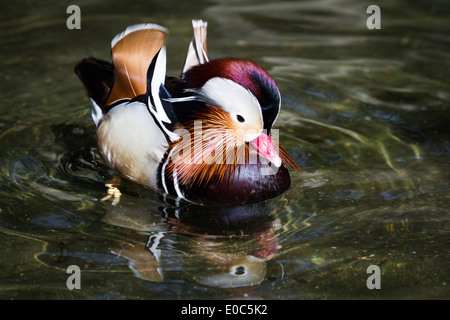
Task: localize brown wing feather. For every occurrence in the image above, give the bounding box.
[106,26,168,106]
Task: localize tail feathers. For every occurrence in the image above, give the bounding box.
[74,57,114,108]
[106,24,168,106]
[182,19,209,74]
[146,46,180,142]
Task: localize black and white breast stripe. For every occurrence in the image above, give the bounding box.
[146,47,179,142]
[157,148,187,201]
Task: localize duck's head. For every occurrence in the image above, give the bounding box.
[174,58,282,167]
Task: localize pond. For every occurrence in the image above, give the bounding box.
[0,0,448,299]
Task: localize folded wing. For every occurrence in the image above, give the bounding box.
[182,20,209,74]
[106,24,168,106]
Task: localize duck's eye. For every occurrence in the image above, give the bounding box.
[236,114,245,123]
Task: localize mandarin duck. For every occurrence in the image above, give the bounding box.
[75,20,299,205]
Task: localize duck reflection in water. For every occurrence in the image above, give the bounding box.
[103,191,283,288]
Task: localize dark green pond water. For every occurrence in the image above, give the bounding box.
[0,0,449,299]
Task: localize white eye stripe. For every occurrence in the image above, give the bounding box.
[187,77,263,127]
